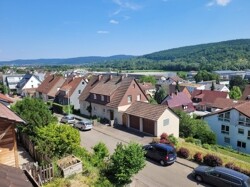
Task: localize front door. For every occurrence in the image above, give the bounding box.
[110,110,114,120]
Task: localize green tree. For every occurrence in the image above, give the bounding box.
[34,123,80,158]
[139,75,156,85]
[174,110,216,144]
[229,86,242,100]
[154,87,167,104]
[106,142,146,185]
[229,76,248,92]
[11,97,57,135]
[91,142,109,168]
[177,71,187,79]
[211,81,215,91]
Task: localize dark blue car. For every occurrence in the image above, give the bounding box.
[143,143,177,166]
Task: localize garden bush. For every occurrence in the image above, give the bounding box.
[203,154,222,167]
[177,147,190,159]
[185,137,195,143]
[194,139,202,146]
[202,143,211,150]
[193,152,203,163]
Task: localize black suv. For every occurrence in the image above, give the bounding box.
[143,143,177,166]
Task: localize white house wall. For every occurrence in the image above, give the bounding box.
[70,81,86,110]
[156,109,179,138]
[204,109,250,154]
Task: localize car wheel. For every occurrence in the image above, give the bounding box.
[195,175,203,182]
[81,127,84,131]
[160,160,165,166]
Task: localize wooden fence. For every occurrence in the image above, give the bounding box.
[19,133,54,186]
[22,162,54,186]
[19,133,51,164]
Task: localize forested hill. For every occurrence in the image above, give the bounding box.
[98,39,250,71]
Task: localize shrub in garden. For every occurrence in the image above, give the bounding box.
[158,132,178,146]
[194,139,201,146]
[203,154,222,167]
[202,143,211,150]
[193,152,203,163]
[185,137,195,143]
[177,147,190,159]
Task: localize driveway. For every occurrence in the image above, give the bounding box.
[80,124,209,187]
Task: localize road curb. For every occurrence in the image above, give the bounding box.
[176,159,195,169]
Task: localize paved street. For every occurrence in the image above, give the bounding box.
[80,124,209,187]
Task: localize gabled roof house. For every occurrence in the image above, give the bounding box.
[204,101,250,154]
[16,73,41,97]
[161,92,194,113]
[0,93,13,107]
[54,76,88,110]
[125,102,179,137]
[192,90,229,112]
[36,74,65,102]
[79,75,148,125]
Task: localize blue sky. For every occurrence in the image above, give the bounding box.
[0,0,250,61]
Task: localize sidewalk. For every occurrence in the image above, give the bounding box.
[92,123,199,170]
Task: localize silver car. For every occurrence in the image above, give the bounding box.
[74,119,93,131]
[60,115,76,125]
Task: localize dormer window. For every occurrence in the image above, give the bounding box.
[101,95,104,101]
[128,95,132,103]
[93,94,96,99]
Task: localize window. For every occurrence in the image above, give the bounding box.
[31,85,34,88]
[93,94,96,99]
[218,111,230,122]
[137,94,141,101]
[78,90,81,94]
[238,128,244,135]
[133,84,135,88]
[103,109,105,113]
[237,141,246,148]
[248,131,250,139]
[101,95,104,101]
[163,119,169,126]
[221,125,229,134]
[128,95,132,103]
[224,137,230,144]
[82,81,85,85]
[238,113,250,126]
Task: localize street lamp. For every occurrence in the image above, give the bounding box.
[67,89,70,114]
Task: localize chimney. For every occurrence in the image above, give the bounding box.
[98,74,102,81]
[120,75,125,81]
[109,74,113,80]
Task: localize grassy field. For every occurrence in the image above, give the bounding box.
[177,141,250,171]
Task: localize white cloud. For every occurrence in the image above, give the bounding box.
[112,0,141,10]
[207,0,231,7]
[97,30,110,34]
[110,19,119,24]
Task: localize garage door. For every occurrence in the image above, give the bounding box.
[129,115,140,130]
[143,118,154,135]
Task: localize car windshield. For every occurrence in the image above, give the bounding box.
[205,167,214,173]
[246,178,250,186]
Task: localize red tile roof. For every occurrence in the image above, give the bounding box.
[79,75,142,108]
[0,93,13,103]
[204,101,250,118]
[36,74,65,97]
[0,103,25,123]
[58,77,85,98]
[125,101,169,121]
[192,90,228,104]
[138,82,155,91]
[208,98,239,109]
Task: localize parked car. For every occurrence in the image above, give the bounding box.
[74,119,93,131]
[143,143,177,166]
[60,115,76,125]
[192,166,250,187]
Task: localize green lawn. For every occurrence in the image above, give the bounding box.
[178,141,250,171]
